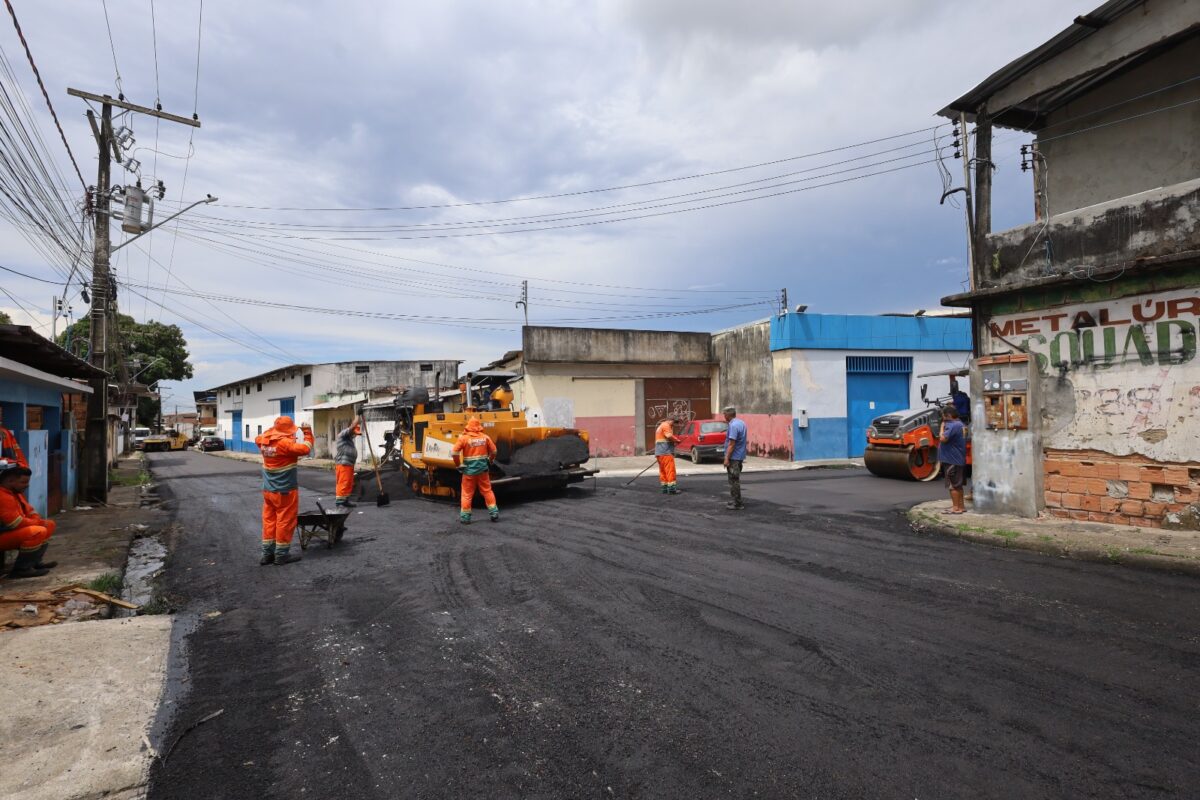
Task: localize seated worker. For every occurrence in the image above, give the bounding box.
[949,376,971,425]
[0,461,57,579]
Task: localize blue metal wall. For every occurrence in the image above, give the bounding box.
[771,313,971,352]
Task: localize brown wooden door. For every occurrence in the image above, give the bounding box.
[643,378,712,451]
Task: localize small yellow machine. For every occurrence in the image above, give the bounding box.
[142,430,189,452]
[391,371,596,499]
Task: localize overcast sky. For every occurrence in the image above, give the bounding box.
[0,0,1097,411]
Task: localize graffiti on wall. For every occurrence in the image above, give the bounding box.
[987,289,1198,373]
[984,288,1200,462]
[647,399,696,423]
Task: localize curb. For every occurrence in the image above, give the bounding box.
[906,507,1200,577]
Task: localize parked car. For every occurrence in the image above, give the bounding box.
[198,435,225,452]
[131,427,152,450]
[674,418,729,463]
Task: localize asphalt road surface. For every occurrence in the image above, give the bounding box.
[146,451,1200,799]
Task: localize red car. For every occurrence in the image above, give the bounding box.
[674,418,729,463]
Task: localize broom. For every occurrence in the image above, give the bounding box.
[361,422,389,506]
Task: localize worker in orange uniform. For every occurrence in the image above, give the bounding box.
[0,461,57,579]
[0,408,29,469]
[654,414,681,494]
[255,416,314,565]
[452,417,499,525]
[334,415,362,509]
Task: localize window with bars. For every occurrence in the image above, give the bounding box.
[845,356,913,373]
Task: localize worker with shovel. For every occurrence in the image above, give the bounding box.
[255,416,314,565]
[452,417,499,525]
[334,415,362,509]
[655,414,682,494]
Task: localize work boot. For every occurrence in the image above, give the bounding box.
[336,499,357,509]
[273,550,302,565]
[489,508,499,523]
[260,542,275,566]
[661,486,669,494]
[667,486,680,495]
[460,516,472,525]
[32,544,56,569]
[7,549,50,579]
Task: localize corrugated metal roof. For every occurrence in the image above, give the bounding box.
[936,0,1174,129]
[0,324,106,380]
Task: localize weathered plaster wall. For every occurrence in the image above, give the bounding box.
[523,326,712,364]
[310,360,460,395]
[1039,34,1200,216]
[969,355,1043,518]
[979,181,1200,290]
[983,286,1200,462]
[713,321,792,458]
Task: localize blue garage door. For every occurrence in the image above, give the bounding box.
[231,410,243,452]
[846,357,911,457]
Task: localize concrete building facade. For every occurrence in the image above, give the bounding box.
[492,318,970,461]
[506,326,716,457]
[939,0,1200,525]
[213,359,459,457]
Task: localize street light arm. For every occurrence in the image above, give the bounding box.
[110,195,218,253]
[128,356,165,383]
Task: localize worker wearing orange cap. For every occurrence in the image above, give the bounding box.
[333,415,362,509]
[255,415,314,565]
[654,415,680,494]
[0,461,57,578]
[451,417,498,524]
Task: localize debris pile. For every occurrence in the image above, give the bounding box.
[0,586,138,630]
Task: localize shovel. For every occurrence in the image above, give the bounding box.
[362,423,390,507]
[623,458,659,487]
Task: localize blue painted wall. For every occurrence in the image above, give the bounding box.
[771,313,971,352]
[793,417,849,460]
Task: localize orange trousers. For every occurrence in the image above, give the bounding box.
[334,464,355,501]
[0,519,54,551]
[460,472,497,512]
[261,490,299,546]
[656,455,677,487]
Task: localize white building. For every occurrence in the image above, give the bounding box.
[212,360,460,458]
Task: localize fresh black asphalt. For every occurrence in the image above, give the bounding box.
[145,451,1200,799]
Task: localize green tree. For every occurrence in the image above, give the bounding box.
[0,310,11,324]
[58,313,194,426]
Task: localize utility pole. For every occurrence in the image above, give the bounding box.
[515,280,529,327]
[69,88,200,502]
[780,288,788,316]
[958,111,976,282]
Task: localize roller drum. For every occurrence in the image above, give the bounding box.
[864,445,941,482]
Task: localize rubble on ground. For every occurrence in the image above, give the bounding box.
[0,586,137,630]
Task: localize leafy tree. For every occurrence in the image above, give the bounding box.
[0,310,11,324]
[58,313,194,426]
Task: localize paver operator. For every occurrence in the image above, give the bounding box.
[654,415,681,494]
[255,415,314,565]
[452,417,499,525]
[0,461,57,579]
[334,415,362,509]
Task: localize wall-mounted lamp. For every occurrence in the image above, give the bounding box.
[794,304,808,313]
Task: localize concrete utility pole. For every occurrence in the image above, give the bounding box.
[69,88,200,502]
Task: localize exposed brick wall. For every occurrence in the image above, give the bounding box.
[1044,449,1200,528]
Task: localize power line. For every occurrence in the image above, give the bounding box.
[185,158,937,241]
[0,262,61,283]
[203,123,945,213]
[0,284,49,332]
[99,0,124,98]
[2,0,87,190]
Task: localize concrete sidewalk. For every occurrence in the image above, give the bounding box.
[0,453,173,800]
[590,455,862,478]
[910,500,1200,575]
[204,447,862,478]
